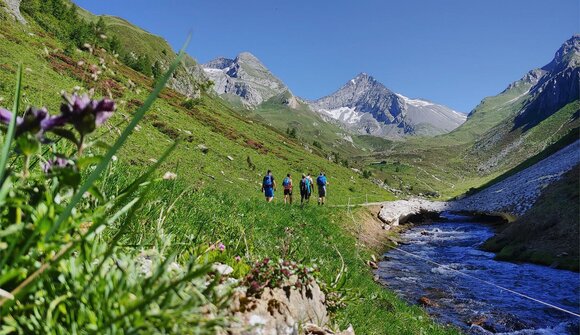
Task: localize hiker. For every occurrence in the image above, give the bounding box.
[282,173,293,204]
[306,173,314,200]
[299,174,311,206]
[261,170,276,202]
[316,172,328,205]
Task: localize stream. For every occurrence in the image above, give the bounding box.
[377,213,580,334]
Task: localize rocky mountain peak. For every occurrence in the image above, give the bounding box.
[236,51,261,63]
[543,35,580,72]
[310,74,465,138]
[202,52,290,107]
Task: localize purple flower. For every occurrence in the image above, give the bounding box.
[217,243,225,252]
[0,107,51,138]
[60,93,115,136]
[17,107,49,137]
[0,108,17,124]
[42,156,70,174]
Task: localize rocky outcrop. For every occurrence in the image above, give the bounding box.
[229,281,354,335]
[2,0,26,24]
[379,140,580,227]
[310,73,466,138]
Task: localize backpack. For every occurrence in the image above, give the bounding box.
[317,175,327,187]
[263,175,273,187]
[283,177,291,189]
[301,178,311,193]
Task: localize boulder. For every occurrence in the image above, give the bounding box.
[197,144,209,154]
[2,0,26,24]
[228,281,335,335]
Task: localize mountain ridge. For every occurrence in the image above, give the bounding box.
[310,72,466,138]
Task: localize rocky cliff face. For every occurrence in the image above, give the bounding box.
[169,54,209,99]
[310,73,466,138]
[2,0,26,24]
[514,35,580,130]
[203,52,291,107]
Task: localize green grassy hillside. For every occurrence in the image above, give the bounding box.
[482,165,579,271]
[0,16,391,205]
[0,6,467,334]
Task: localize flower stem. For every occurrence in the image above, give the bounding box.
[23,155,30,178]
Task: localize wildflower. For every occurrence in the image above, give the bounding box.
[217,243,225,252]
[1,107,52,138]
[59,92,115,137]
[42,156,70,174]
[234,255,241,262]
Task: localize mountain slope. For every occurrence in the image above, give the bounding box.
[77,9,208,98]
[203,52,290,107]
[310,73,466,138]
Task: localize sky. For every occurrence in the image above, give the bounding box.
[73,0,578,113]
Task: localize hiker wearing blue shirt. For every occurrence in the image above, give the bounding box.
[299,174,311,206]
[261,170,277,202]
[316,172,328,205]
[282,173,293,205]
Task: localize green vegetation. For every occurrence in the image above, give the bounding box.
[0,7,464,334]
[482,166,579,271]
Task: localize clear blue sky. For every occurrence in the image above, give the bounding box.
[73,0,578,113]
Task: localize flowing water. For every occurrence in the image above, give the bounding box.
[377,213,580,334]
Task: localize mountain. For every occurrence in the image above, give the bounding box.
[202,52,291,107]
[513,34,580,130]
[465,35,580,173]
[309,73,466,138]
[361,36,579,198]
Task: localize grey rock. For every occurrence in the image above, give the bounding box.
[2,0,26,24]
[197,144,209,154]
[228,281,331,335]
[310,73,466,138]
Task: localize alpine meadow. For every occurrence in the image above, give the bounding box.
[0,1,578,334]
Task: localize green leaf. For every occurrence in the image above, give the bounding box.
[77,155,103,169]
[49,128,78,146]
[87,185,106,203]
[15,133,40,156]
[0,64,22,186]
[45,36,191,240]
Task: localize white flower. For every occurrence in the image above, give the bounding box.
[163,172,177,180]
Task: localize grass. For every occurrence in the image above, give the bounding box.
[482,166,579,271]
[103,168,461,334]
[0,9,463,334]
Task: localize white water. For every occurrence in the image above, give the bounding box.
[378,213,580,334]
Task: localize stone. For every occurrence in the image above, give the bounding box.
[229,281,330,335]
[197,144,209,154]
[212,263,234,276]
[418,296,438,307]
[3,0,26,24]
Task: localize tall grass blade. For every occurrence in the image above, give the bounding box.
[46,36,191,240]
[0,64,22,188]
